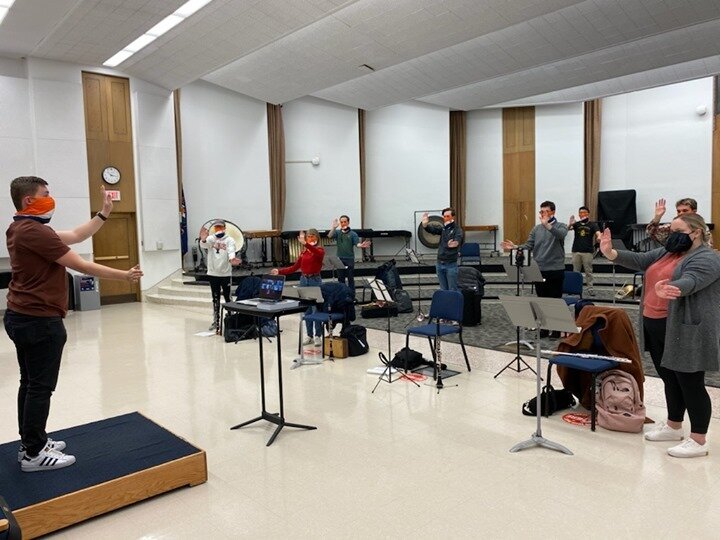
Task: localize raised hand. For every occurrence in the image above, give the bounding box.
[539,211,549,226]
[448,239,459,248]
[500,239,516,251]
[359,240,371,249]
[655,278,681,299]
[269,268,279,275]
[125,264,143,282]
[421,212,429,225]
[230,257,242,266]
[568,215,576,226]
[654,198,667,220]
[599,228,614,259]
[331,217,339,228]
[101,185,114,215]
[298,230,306,244]
[199,226,209,241]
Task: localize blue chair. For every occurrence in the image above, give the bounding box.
[459,242,481,267]
[405,290,471,373]
[562,271,583,307]
[301,282,355,359]
[545,320,618,431]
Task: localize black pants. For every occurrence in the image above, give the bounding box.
[4,309,67,456]
[643,316,711,434]
[208,275,231,327]
[535,269,564,298]
[338,256,356,291]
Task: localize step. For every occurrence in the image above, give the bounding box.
[157,285,211,299]
[146,294,211,308]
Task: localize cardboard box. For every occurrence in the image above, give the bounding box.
[324,337,348,358]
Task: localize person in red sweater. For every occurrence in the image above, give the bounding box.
[271,228,325,345]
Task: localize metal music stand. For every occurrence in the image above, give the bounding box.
[370,278,420,392]
[284,286,325,369]
[495,259,545,378]
[324,255,347,281]
[405,247,427,323]
[499,295,580,455]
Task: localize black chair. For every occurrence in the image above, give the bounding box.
[302,282,355,359]
[405,290,471,372]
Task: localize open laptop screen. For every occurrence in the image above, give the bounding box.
[259,275,285,301]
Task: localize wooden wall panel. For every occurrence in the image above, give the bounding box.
[82,73,107,141]
[108,79,132,142]
[503,107,536,244]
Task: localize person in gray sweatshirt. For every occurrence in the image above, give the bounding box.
[501,200,568,299]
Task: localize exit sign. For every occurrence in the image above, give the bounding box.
[106,190,121,201]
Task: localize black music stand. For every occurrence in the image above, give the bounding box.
[494,256,544,378]
[499,295,580,455]
[369,278,420,392]
[226,301,317,446]
[324,254,347,281]
[405,247,427,323]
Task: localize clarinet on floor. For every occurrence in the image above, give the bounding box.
[434,331,443,390]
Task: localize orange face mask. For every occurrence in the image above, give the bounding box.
[17,196,56,223]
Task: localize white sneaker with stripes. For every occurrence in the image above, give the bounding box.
[18,438,66,462]
[21,444,75,472]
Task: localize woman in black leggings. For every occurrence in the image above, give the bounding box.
[600,213,720,458]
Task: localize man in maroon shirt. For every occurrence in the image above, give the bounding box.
[4,176,143,472]
[271,228,325,345]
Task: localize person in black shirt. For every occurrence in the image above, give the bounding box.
[422,208,463,291]
[568,206,600,295]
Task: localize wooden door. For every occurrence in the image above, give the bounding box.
[503,107,536,244]
[92,213,139,304]
[82,72,140,303]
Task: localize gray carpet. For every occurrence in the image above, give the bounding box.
[357,299,720,388]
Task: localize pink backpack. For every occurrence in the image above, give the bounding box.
[596,370,646,433]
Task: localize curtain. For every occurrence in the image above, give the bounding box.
[358,109,366,228]
[584,99,602,217]
[267,103,286,261]
[449,110,467,227]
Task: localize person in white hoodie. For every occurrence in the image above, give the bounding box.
[200,221,241,333]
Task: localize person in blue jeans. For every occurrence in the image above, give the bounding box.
[422,208,463,291]
[328,215,371,293]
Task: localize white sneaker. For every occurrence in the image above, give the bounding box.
[314,336,323,347]
[644,421,684,442]
[302,337,313,345]
[18,438,66,462]
[667,438,709,458]
[208,322,217,331]
[21,444,76,472]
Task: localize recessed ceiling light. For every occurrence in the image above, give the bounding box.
[103,0,213,67]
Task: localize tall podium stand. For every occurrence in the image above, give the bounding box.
[499,295,580,455]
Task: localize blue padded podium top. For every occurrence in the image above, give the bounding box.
[0,412,202,511]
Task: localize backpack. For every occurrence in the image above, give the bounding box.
[340,324,369,356]
[223,313,257,342]
[522,385,577,416]
[390,347,427,370]
[375,260,403,298]
[393,289,413,313]
[596,369,646,433]
[457,266,485,296]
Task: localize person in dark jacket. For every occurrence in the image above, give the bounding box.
[422,207,463,291]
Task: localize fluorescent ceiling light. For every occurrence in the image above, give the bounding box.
[0,1,16,7]
[146,14,183,37]
[0,7,8,26]
[103,0,213,67]
[125,34,157,53]
[175,0,213,18]
[104,50,134,68]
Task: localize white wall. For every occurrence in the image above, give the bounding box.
[282,96,360,231]
[466,109,503,246]
[535,102,585,252]
[601,78,714,222]
[180,80,271,243]
[0,56,181,291]
[365,101,450,256]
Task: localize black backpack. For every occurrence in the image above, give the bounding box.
[375,260,403,298]
[393,289,413,313]
[340,324,369,356]
[224,313,258,342]
[457,266,485,296]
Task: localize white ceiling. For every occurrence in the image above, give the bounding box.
[1,0,719,110]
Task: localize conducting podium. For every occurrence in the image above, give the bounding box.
[499,295,580,455]
[225,300,317,446]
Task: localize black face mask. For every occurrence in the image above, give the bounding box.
[215,232,225,239]
[665,231,693,253]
